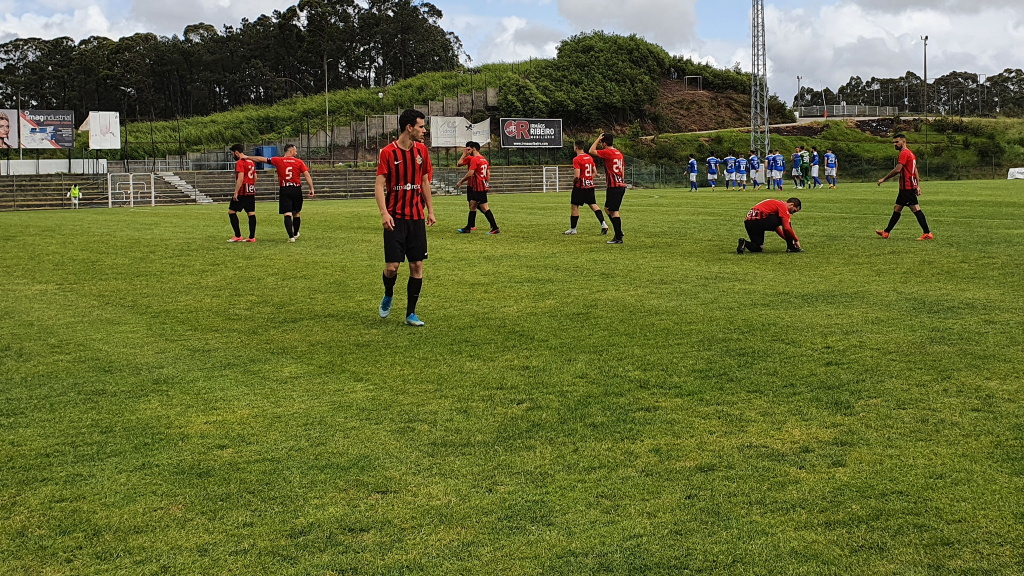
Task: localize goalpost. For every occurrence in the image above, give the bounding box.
[543,166,560,193]
[107,173,155,208]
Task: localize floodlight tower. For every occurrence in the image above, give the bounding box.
[751,0,770,156]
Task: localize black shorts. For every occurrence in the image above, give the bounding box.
[279,185,304,214]
[384,218,428,263]
[571,186,597,206]
[229,195,256,213]
[605,187,627,212]
[896,188,921,207]
[744,214,783,247]
[467,188,489,205]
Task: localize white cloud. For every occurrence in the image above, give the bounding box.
[0,4,130,39]
[557,0,699,52]
[475,16,562,62]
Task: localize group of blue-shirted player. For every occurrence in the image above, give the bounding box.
[686,148,837,191]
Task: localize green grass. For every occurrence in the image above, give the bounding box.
[2,181,1023,575]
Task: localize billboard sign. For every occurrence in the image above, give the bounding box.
[500,118,563,148]
[79,111,121,150]
[20,110,75,149]
[0,109,19,150]
[430,117,490,148]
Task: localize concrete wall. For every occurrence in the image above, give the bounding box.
[1,159,108,175]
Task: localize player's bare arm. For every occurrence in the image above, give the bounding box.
[304,171,315,197]
[421,173,436,227]
[878,163,904,186]
[589,134,604,155]
[233,172,244,200]
[455,167,473,188]
[375,174,394,230]
[243,155,269,164]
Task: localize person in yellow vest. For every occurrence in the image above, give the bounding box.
[67,184,81,209]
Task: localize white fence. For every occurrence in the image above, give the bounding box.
[797,106,900,118]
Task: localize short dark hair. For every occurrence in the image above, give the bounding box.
[465,141,481,151]
[811,146,818,151]
[575,140,586,150]
[283,144,296,153]
[894,133,907,140]
[230,144,244,154]
[399,109,425,133]
[601,133,614,146]
[787,197,802,209]
[689,153,695,159]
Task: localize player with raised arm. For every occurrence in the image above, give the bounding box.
[227,144,258,243]
[824,149,838,188]
[737,197,803,254]
[736,154,749,191]
[376,109,436,326]
[688,154,699,191]
[706,154,721,190]
[876,134,932,240]
[565,140,608,235]
[749,150,762,190]
[243,144,314,242]
[724,153,737,190]
[590,133,627,244]
[810,147,823,189]
[456,142,499,235]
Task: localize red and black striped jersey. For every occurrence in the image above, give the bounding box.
[376,141,433,220]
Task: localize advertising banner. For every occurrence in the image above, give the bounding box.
[79,111,122,150]
[1008,168,1024,180]
[500,118,563,148]
[0,109,19,150]
[20,110,75,149]
[430,117,490,148]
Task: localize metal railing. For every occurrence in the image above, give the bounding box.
[798,106,900,118]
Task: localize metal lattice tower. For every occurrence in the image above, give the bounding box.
[750,0,770,156]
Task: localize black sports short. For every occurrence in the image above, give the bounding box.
[384,217,428,263]
[896,188,921,207]
[467,188,489,205]
[571,186,597,206]
[744,214,783,247]
[279,185,304,214]
[605,187,627,212]
[229,195,256,213]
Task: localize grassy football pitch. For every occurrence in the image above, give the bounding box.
[2,181,1023,575]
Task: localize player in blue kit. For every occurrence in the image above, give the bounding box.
[776,150,786,191]
[736,155,748,190]
[824,149,839,188]
[791,147,803,189]
[724,153,737,190]
[810,147,823,188]
[688,154,699,191]
[707,155,721,190]
[749,151,762,190]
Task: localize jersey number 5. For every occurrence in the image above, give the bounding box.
[284,167,294,182]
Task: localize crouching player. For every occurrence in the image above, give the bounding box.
[737,197,803,254]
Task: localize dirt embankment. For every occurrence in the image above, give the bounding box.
[653,79,751,133]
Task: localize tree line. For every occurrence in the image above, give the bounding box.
[794,69,1024,117]
[0,0,463,122]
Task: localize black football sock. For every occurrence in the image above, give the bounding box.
[747,242,764,253]
[570,215,579,229]
[293,216,301,234]
[483,210,498,230]
[594,209,606,224]
[885,211,901,233]
[914,210,930,234]
[407,277,423,317]
[383,272,397,297]
[611,216,623,238]
[247,215,257,239]
[229,213,241,237]
[284,215,294,238]
[467,211,477,229]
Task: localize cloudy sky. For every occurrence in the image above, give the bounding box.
[2,0,1021,96]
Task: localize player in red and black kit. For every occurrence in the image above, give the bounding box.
[737,198,803,254]
[590,133,627,244]
[227,144,258,243]
[876,134,933,240]
[376,109,436,327]
[244,144,315,242]
[455,141,500,234]
[564,140,609,235]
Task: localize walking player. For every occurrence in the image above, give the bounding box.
[876,134,933,240]
[590,133,627,244]
[456,141,500,234]
[565,140,608,235]
[243,144,315,242]
[688,154,699,191]
[706,153,721,190]
[227,144,258,243]
[737,197,803,254]
[824,149,839,188]
[376,109,436,326]
[749,150,762,190]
